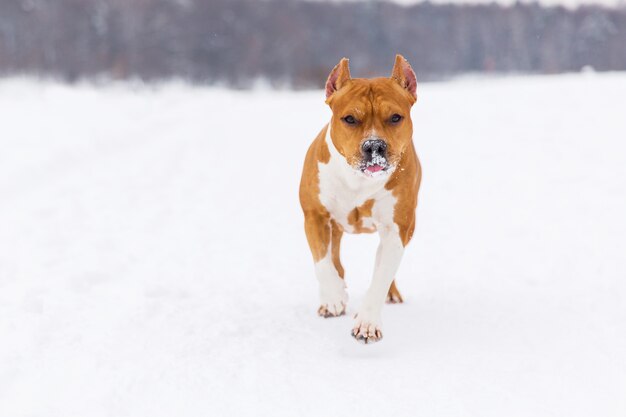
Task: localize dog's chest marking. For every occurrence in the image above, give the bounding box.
[347,199,376,233]
[317,126,396,234]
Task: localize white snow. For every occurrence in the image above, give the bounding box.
[1,73,625,416]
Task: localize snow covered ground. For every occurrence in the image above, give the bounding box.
[0,73,625,416]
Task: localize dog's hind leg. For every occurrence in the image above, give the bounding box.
[304,212,348,318]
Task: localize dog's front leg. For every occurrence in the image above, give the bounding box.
[352,226,404,343]
[304,212,348,317]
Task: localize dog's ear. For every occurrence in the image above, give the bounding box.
[391,54,417,102]
[325,58,351,100]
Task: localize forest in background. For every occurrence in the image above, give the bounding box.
[1,0,625,87]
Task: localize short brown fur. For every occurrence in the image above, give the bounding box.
[299,125,331,262]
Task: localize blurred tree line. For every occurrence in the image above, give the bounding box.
[0,0,624,87]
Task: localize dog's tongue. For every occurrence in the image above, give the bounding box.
[366,164,384,173]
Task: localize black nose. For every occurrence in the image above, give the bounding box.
[362,139,387,157]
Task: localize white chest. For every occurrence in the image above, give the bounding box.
[317,126,397,233]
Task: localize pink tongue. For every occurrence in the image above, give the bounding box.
[366,165,384,173]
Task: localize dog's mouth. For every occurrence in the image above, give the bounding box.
[360,154,391,177]
[365,164,385,173]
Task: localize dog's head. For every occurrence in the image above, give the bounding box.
[325,55,417,178]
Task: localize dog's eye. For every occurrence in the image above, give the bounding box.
[390,114,403,124]
[342,115,357,125]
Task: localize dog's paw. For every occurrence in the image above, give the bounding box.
[317,301,346,318]
[351,311,383,344]
[318,276,348,318]
[386,282,404,304]
[386,292,403,304]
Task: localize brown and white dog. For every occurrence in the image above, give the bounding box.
[299,55,422,344]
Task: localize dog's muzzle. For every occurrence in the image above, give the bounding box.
[361,139,390,175]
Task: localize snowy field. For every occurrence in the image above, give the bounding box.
[1,73,625,416]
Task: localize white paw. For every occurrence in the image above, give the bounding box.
[351,310,383,344]
[318,285,348,318]
[315,257,348,318]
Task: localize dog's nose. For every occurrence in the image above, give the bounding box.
[362,139,387,157]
